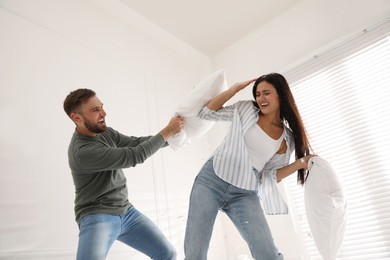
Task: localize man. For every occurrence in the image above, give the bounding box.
[63,88,183,260]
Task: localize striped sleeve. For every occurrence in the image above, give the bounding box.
[198,104,236,121]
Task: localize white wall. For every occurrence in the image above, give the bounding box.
[214,0,390,82]
[1,0,389,259]
[211,0,390,259]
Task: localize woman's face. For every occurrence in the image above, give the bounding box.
[255,81,280,115]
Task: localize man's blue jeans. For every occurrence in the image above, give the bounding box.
[184,158,283,260]
[76,207,176,260]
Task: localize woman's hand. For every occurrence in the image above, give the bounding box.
[276,154,317,181]
[298,154,318,170]
[206,78,256,111]
[230,79,256,93]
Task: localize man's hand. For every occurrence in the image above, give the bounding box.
[159,115,184,141]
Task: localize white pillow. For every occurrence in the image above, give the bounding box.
[167,69,228,149]
[304,156,347,260]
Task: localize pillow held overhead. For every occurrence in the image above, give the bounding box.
[304,156,347,260]
[167,69,228,149]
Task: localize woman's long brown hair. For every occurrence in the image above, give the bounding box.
[252,73,311,185]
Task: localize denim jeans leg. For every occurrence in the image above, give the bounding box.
[184,158,227,260]
[76,214,121,260]
[224,186,284,260]
[118,207,177,260]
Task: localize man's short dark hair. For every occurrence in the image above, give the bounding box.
[63,88,96,118]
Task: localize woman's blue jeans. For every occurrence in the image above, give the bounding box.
[184,158,283,260]
[76,207,176,260]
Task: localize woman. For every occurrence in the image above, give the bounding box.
[184,73,315,259]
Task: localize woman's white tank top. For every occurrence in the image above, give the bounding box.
[244,123,284,171]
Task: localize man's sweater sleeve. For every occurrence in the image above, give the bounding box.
[73,133,166,173]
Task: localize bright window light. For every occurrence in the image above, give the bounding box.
[285,20,390,259]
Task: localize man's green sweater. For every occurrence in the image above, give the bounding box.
[68,127,166,223]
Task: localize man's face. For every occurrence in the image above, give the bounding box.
[76,96,107,136]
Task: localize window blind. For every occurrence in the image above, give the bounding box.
[284,19,390,259]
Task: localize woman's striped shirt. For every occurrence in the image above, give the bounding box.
[199,100,295,214]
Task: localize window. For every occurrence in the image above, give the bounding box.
[284,20,390,259]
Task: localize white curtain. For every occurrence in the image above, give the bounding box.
[285,19,390,259]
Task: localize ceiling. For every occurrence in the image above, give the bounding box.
[118,0,302,57]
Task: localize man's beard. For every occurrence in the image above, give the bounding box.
[84,118,107,134]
